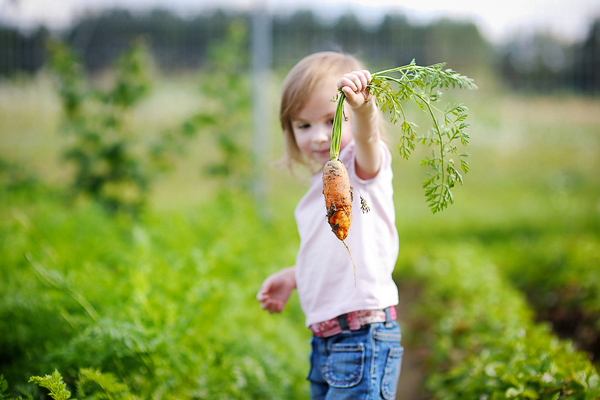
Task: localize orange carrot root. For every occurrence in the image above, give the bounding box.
[323,159,356,286]
[342,239,357,287]
[322,159,353,241]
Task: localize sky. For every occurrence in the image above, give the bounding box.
[1,0,599,45]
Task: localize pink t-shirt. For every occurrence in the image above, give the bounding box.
[294,140,399,327]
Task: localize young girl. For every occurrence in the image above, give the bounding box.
[257,52,402,399]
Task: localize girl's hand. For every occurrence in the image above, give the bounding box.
[256,267,296,314]
[337,70,373,110]
[337,69,381,179]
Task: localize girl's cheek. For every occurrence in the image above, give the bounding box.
[294,132,311,155]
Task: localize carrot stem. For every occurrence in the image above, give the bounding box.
[330,91,346,161]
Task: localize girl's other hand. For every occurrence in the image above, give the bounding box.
[256,267,296,314]
[337,70,373,109]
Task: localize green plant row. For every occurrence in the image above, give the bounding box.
[491,232,600,365]
[396,244,600,400]
[0,188,309,399]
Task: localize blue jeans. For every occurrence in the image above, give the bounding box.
[307,321,403,400]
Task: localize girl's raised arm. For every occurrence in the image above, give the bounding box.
[338,70,381,180]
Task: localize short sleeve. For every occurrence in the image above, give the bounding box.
[341,140,393,186]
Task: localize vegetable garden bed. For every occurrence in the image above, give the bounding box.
[394,243,600,400]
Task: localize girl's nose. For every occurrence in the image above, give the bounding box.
[312,126,330,144]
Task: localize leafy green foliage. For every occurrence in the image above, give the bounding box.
[489,233,600,366]
[29,371,70,400]
[0,374,32,400]
[76,368,137,400]
[0,187,309,399]
[397,245,600,399]
[330,61,476,212]
[1,370,136,400]
[369,61,477,213]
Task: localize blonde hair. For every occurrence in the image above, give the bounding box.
[279,52,365,169]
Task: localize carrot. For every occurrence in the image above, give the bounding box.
[323,158,357,286]
[323,159,352,239]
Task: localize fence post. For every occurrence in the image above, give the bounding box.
[251,0,272,220]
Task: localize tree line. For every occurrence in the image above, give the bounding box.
[0,8,599,92]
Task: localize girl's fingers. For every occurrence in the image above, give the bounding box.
[340,85,356,98]
[256,290,266,302]
[338,70,371,93]
[355,70,369,90]
[261,299,282,313]
[361,70,372,85]
[256,283,269,301]
[338,76,360,91]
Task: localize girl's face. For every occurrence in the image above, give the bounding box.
[291,75,353,167]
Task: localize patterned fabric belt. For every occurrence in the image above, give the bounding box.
[309,307,397,338]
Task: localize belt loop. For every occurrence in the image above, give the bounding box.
[384,307,393,328]
[337,314,350,332]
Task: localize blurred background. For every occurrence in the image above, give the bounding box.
[2,0,600,88]
[1,0,600,399]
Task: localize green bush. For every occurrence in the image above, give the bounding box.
[47,39,153,215]
[0,189,309,399]
[46,20,253,216]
